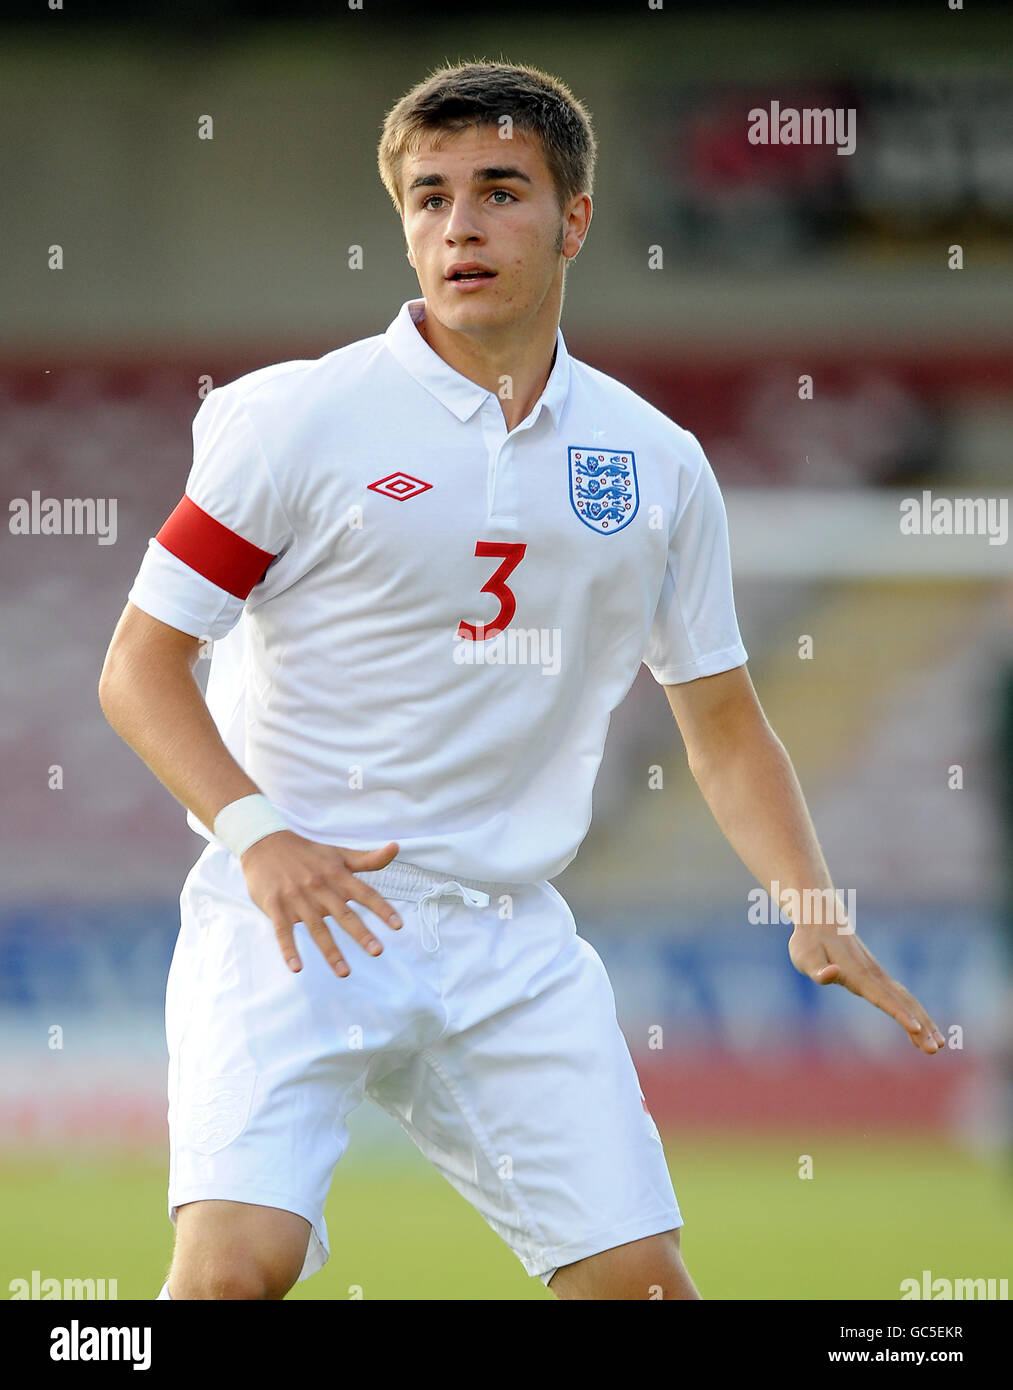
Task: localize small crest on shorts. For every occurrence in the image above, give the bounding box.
[185,1073,256,1156]
[568,448,638,535]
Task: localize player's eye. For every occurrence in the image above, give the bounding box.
[420,195,447,211]
[489,189,516,203]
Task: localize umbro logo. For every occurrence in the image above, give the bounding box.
[367,472,433,501]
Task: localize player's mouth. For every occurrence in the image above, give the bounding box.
[445,263,497,291]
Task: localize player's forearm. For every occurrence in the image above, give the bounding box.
[687,723,837,917]
[99,642,260,832]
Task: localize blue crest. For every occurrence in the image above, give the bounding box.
[568,447,638,535]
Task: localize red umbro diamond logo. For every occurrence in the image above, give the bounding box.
[367,472,433,501]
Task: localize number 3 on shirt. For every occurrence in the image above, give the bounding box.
[457,541,527,642]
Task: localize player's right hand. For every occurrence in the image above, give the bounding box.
[238,831,403,977]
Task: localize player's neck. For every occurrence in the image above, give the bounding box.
[416,297,560,432]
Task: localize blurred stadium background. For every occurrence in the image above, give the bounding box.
[2,2,1011,1299]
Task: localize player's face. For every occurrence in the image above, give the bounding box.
[400,125,573,339]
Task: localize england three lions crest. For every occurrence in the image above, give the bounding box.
[568,448,639,535]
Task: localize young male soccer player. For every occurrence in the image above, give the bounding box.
[99,60,944,1301]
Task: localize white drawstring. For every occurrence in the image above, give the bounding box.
[417,882,490,952]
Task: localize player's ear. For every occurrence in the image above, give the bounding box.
[401,217,416,270]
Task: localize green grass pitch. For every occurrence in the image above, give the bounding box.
[2,1131,1009,1300]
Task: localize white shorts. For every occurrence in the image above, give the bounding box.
[167,843,682,1286]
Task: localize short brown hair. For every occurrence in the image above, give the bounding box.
[378,59,597,217]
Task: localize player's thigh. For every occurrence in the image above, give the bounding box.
[548,1229,700,1301]
[170,1199,311,1300]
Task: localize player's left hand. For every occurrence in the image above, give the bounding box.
[788,925,946,1055]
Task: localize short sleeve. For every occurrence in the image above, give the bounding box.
[127,386,294,641]
[642,433,748,685]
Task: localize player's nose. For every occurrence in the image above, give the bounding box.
[444,200,483,243]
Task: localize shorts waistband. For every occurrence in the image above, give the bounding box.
[354,859,516,903]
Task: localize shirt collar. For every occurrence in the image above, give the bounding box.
[383,297,571,430]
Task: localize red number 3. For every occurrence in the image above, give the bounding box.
[457,541,527,642]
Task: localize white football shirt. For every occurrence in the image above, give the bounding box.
[127,298,747,882]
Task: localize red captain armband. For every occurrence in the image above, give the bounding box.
[155,494,277,600]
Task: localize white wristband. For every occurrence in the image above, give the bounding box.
[213,794,291,858]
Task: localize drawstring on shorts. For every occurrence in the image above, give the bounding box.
[417,881,490,953]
